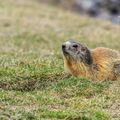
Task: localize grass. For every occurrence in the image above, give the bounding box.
[0,0,120,119]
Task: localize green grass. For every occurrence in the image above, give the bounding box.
[0,0,120,119]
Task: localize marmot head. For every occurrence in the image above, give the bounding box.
[62,40,93,65]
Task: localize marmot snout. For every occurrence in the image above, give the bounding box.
[62,40,120,81]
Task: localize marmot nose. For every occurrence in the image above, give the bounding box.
[62,44,66,50]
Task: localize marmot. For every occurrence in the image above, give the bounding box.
[62,40,120,81]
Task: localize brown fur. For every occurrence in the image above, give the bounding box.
[64,47,120,81]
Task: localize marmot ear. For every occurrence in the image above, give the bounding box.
[85,49,93,65]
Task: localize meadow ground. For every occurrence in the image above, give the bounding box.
[0,0,120,119]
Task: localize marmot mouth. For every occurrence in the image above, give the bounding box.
[62,49,69,55]
[63,50,82,60]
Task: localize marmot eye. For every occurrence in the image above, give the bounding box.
[72,44,78,48]
[81,47,86,51]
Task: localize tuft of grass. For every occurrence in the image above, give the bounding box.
[53,77,110,98]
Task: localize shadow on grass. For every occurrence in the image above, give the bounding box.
[0,73,71,91]
[0,71,112,99]
[0,73,112,100]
